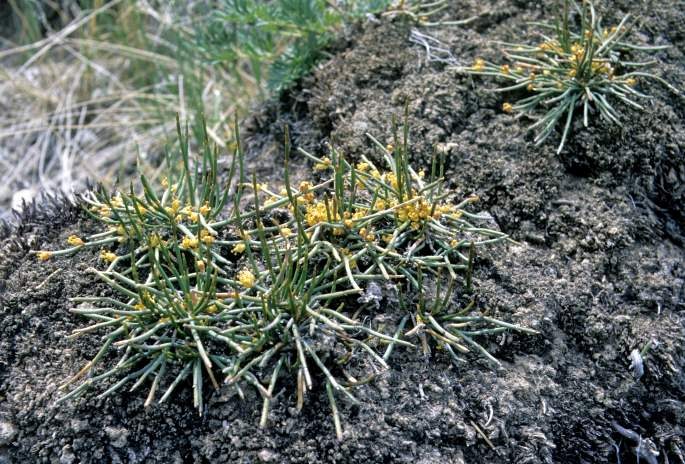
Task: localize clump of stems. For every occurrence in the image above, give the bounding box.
[459,0,681,153]
[35,114,536,439]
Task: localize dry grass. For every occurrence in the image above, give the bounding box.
[0,1,255,218]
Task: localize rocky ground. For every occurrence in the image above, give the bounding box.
[1,1,684,462]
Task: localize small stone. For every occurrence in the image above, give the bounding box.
[524,233,546,245]
[352,120,369,133]
[11,188,37,212]
[0,421,17,446]
[629,349,644,380]
[357,281,383,309]
[70,419,88,433]
[258,449,276,462]
[60,445,76,464]
[104,426,128,449]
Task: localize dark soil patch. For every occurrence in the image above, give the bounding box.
[2,1,684,463]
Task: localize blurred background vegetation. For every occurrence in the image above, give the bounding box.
[0,0,392,219]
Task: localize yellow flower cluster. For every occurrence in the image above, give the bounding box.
[304,198,372,236]
[110,195,124,209]
[205,304,218,314]
[149,233,162,248]
[95,205,111,218]
[539,40,562,54]
[165,198,181,216]
[433,203,458,220]
[237,269,256,288]
[358,227,375,242]
[100,250,117,262]
[177,205,192,222]
[169,201,212,223]
[356,162,370,172]
[314,156,332,171]
[385,172,399,190]
[181,236,199,250]
[199,229,215,245]
[591,60,613,77]
[570,43,584,61]
[132,295,156,312]
[305,201,338,227]
[472,58,485,72]
[396,198,432,229]
[604,25,619,37]
[299,182,315,203]
[396,197,456,229]
[67,235,84,247]
[36,251,52,261]
[90,194,150,220]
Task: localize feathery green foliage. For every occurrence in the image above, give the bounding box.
[198,0,393,93]
[36,115,536,438]
[459,0,682,154]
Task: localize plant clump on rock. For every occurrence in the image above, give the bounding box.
[35,115,537,439]
[459,0,682,153]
